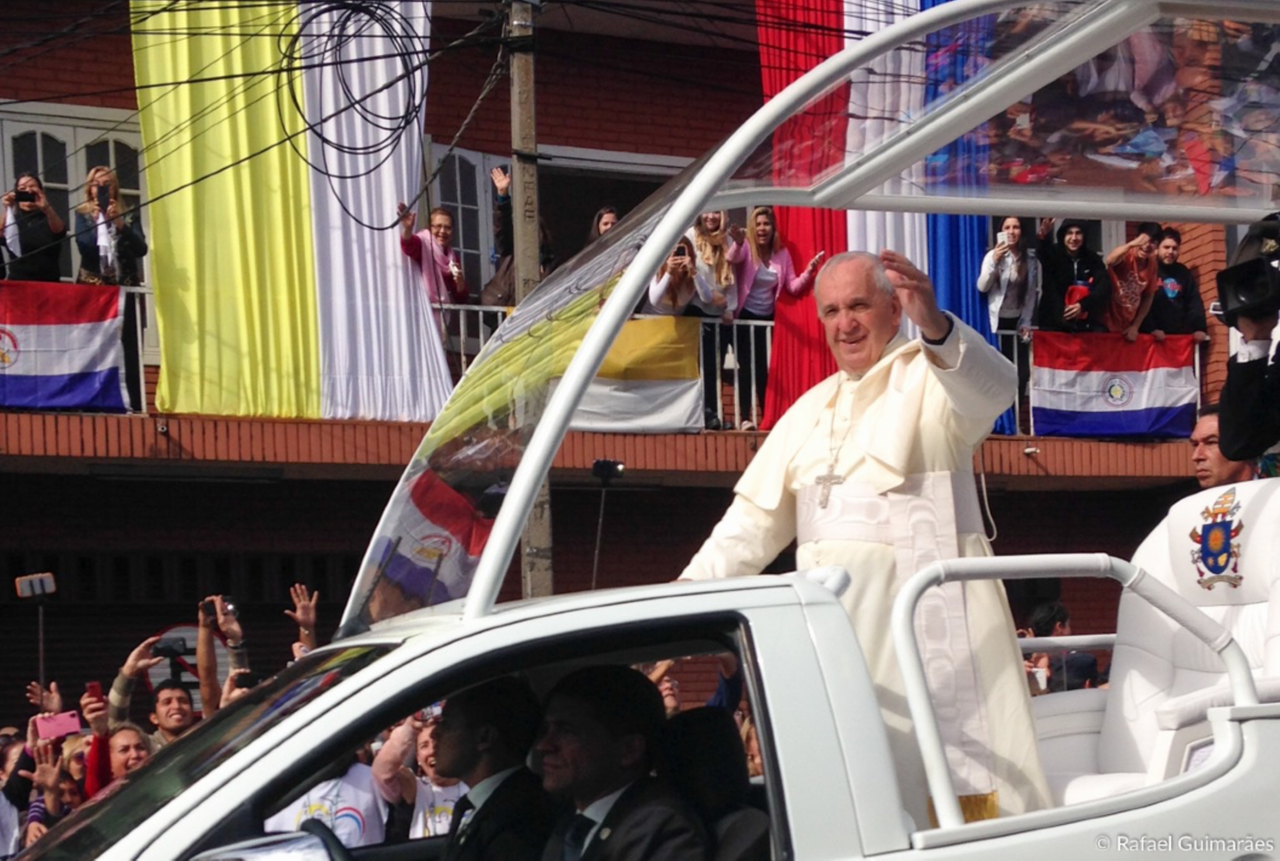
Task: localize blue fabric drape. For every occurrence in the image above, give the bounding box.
[921,0,1015,434]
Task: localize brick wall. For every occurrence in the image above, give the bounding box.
[425,18,763,159]
[1170,221,1230,402]
[0,4,137,109]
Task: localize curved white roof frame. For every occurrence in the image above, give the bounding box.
[429,0,1280,619]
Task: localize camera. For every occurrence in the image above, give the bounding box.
[13,190,36,204]
[1216,216,1280,328]
[96,185,111,213]
[671,246,687,258]
[153,636,187,658]
[234,671,263,689]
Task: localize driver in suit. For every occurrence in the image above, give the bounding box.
[537,665,708,861]
[433,676,559,861]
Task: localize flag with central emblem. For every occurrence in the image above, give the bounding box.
[0,280,128,412]
[1031,331,1196,438]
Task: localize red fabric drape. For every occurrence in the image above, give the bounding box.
[756,1,845,428]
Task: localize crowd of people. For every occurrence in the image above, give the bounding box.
[0,577,765,859]
[0,583,317,855]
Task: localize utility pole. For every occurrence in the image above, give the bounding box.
[509,0,553,599]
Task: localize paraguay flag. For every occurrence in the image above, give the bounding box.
[1031,332,1196,438]
[0,280,128,412]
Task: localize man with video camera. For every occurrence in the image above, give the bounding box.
[1217,215,1280,465]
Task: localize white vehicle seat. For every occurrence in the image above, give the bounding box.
[1036,478,1280,806]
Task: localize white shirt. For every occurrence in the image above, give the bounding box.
[264,763,388,848]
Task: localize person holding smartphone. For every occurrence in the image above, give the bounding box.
[638,237,701,315]
[74,165,148,411]
[1,172,67,282]
[73,166,147,287]
[977,217,1041,396]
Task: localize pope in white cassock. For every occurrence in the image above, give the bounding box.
[680,250,1050,827]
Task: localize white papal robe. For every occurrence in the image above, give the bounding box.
[680,315,1050,827]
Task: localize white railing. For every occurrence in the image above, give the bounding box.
[437,303,778,430]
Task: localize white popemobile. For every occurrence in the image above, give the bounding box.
[27,0,1280,858]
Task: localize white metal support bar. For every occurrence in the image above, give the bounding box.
[892,553,1259,829]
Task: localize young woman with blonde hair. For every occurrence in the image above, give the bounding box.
[685,211,745,429]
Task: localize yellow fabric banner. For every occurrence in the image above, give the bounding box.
[132,2,320,417]
[596,316,700,381]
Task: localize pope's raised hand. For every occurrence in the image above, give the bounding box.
[879,250,949,341]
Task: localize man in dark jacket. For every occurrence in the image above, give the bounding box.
[1035,217,1110,332]
[434,676,558,861]
[538,666,708,861]
[1141,227,1209,341]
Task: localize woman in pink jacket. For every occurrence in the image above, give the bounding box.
[733,206,823,430]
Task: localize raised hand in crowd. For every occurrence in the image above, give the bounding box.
[197,596,223,715]
[211,594,244,646]
[397,202,416,240]
[81,690,108,739]
[284,583,319,651]
[18,740,61,825]
[25,681,62,714]
[221,669,253,708]
[807,250,826,275]
[490,165,511,198]
[122,637,165,679]
[1037,217,1054,239]
[728,222,746,245]
[25,820,47,848]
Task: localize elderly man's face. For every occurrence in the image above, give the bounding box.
[817,258,902,376]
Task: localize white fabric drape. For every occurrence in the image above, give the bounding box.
[302,2,454,421]
[844,0,928,273]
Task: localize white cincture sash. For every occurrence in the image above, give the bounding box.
[795,469,995,798]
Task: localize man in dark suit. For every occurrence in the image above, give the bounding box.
[537,665,708,861]
[434,676,558,861]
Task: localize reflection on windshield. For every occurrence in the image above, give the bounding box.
[726,2,1280,210]
[25,645,392,860]
[342,158,711,627]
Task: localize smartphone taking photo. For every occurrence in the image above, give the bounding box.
[36,711,81,740]
[96,185,111,214]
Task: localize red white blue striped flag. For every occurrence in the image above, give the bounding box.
[1031,332,1196,438]
[0,280,128,412]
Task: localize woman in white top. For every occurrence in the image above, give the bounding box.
[639,236,703,315]
[977,216,1040,395]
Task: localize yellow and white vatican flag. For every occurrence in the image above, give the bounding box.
[566,316,703,433]
[131,1,451,420]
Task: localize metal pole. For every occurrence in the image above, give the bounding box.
[38,601,45,691]
[509,0,553,599]
[591,487,607,590]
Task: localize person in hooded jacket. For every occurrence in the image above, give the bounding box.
[1035,217,1110,333]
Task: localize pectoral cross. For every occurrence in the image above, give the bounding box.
[815,462,844,509]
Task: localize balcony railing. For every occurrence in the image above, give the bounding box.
[9,294,1200,439]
